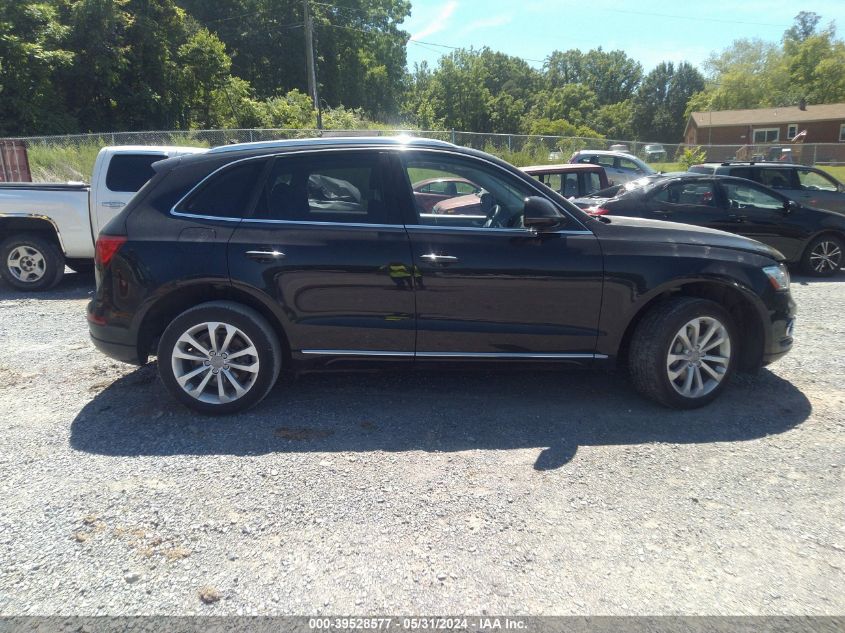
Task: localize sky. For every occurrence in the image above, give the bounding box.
[403,0,845,73]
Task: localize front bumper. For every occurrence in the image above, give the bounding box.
[761,291,796,366]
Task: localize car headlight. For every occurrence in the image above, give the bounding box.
[763,264,790,291]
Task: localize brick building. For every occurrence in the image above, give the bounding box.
[684,103,845,146]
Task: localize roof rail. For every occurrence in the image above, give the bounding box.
[207,135,456,154]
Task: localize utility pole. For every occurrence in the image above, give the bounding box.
[303,0,322,130]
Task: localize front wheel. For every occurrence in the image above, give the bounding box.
[802,235,843,277]
[629,297,736,409]
[157,301,282,415]
[0,234,65,291]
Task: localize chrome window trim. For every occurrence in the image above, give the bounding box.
[240,218,404,229]
[168,146,595,234]
[405,224,593,235]
[300,349,607,360]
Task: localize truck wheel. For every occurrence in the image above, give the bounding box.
[0,234,65,291]
[801,234,843,277]
[157,301,282,415]
[629,297,736,409]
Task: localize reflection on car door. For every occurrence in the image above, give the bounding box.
[716,181,805,259]
[396,151,604,358]
[647,180,720,225]
[227,151,416,358]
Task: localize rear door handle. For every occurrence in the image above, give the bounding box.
[421,253,458,264]
[101,201,125,208]
[245,250,286,261]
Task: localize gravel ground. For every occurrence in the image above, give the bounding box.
[0,271,843,616]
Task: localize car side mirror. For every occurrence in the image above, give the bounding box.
[784,199,799,214]
[523,196,563,230]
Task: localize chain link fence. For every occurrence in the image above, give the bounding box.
[5,127,845,182]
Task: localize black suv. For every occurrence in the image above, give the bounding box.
[689,162,845,214]
[87,137,795,414]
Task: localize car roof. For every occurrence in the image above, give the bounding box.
[572,149,640,160]
[521,163,604,173]
[696,162,797,168]
[207,135,456,155]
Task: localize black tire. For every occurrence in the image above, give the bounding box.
[628,297,737,409]
[157,301,282,415]
[66,259,94,274]
[0,233,65,291]
[801,234,843,277]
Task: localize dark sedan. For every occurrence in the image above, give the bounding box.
[584,174,845,276]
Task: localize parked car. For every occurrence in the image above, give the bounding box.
[569,150,656,185]
[572,172,686,208]
[689,162,845,214]
[609,143,630,153]
[583,173,844,276]
[643,144,667,162]
[412,176,480,212]
[88,136,795,414]
[521,164,609,199]
[0,145,206,290]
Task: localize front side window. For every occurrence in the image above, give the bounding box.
[180,159,268,218]
[722,183,784,210]
[652,181,717,207]
[619,158,643,173]
[255,153,392,224]
[798,168,838,192]
[106,154,167,192]
[402,152,544,229]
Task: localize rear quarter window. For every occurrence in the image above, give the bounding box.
[178,159,268,218]
[106,154,167,192]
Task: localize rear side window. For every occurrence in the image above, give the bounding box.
[255,153,392,224]
[653,182,717,206]
[727,167,753,180]
[180,159,267,218]
[106,154,166,192]
[758,168,794,190]
[584,172,603,194]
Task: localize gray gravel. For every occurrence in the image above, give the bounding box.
[0,271,843,615]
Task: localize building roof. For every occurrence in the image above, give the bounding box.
[689,103,845,128]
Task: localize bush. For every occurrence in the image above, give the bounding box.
[675,145,707,170]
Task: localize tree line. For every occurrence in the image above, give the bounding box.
[1,3,843,143]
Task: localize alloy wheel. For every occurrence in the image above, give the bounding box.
[7,245,46,283]
[170,321,260,405]
[809,240,842,274]
[666,316,731,399]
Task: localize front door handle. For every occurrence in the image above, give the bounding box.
[245,249,286,261]
[421,253,458,264]
[101,201,126,208]
[727,214,748,223]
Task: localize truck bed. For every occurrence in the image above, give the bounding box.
[0,182,90,191]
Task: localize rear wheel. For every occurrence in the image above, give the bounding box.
[629,297,736,409]
[0,234,64,291]
[802,235,843,277]
[157,301,282,415]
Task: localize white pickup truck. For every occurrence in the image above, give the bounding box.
[0,145,205,290]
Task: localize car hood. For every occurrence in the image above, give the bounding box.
[594,215,786,261]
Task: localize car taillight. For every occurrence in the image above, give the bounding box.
[589,207,610,215]
[95,235,127,267]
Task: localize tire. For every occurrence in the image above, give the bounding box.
[0,233,65,291]
[67,259,94,274]
[628,297,737,409]
[157,301,282,415]
[801,234,843,277]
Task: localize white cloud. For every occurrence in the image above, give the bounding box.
[410,0,459,41]
[461,14,513,34]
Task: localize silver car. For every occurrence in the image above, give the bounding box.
[688,162,845,214]
[569,150,656,186]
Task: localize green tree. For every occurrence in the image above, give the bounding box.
[632,61,704,142]
[0,2,74,135]
[544,48,641,105]
[178,28,236,128]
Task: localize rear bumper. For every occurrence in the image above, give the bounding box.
[87,299,144,365]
